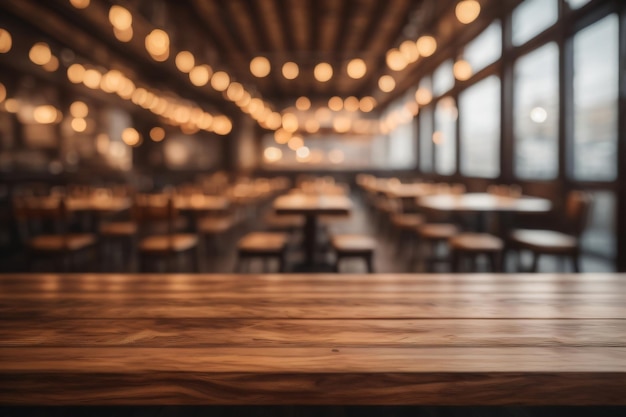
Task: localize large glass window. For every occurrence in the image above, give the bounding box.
[512,0,558,46]
[434,97,457,175]
[433,60,454,97]
[463,21,502,74]
[459,76,500,178]
[572,15,619,181]
[566,0,590,9]
[513,43,559,179]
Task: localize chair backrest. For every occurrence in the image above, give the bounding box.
[13,196,70,243]
[133,194,178,236]
[565,190,593,237]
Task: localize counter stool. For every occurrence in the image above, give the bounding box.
[331,234,376,273]
[449,233,504,272]
[236,232,288,272]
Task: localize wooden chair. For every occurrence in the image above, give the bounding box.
[507,191,592,272]
[449,233,504,272]
[235,232,289,273]
[331,234,376,273]
[414,222,460,272]
[134,195,199,272]
[14,196,97,271]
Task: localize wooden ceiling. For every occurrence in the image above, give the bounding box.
[0,0,461,115]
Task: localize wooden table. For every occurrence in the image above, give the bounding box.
[419,193,552,232]
[0,272,625,406]
[273,193,352,266]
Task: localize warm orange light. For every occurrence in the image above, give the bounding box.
[328,149,345,164]
[0,29,11,53]
[210,71,230,91]
[70,101,88,118]
[113,26,133,42]
[250,56,271,77]
[265,112,282,130]
[0,82,6,102]
[189,65,212,86]
[33,105,59,124]
[378,75,396,92]
[264,146,282,163]
[295,96,311,111]
[121,127,141,146]
[109,5,132,31]
[282,112,299,133]
[42,55,59,72]
[145,29,169,61]
[359,96,376,113]
[150,126,166,142]
[226,82,245,102]
[212,115,232,135]
[328,96,343,112]
[386,48,407,71]
[282,62,299,79]
[274,128,291,144]
[344,96,359,112]
[415,88,433,106]
[346,58,366,79]
[455,0,481,24]
[4,98,19,113]
[29,42,52,66]
[70,0,90,9]
[416,35,437,57]
[67,63,85,84]
[304,119,320,133]
[453,59,473,81]
[71,117,87,133]
[399,40,419,63]
[314,62,333,82]
[83,69,102,89]
[287,135,304,150]
[175,51,195,73]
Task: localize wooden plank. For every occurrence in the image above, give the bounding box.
[0,319,624,348]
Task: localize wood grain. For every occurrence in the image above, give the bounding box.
[0,273,625,405]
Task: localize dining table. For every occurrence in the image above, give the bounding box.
[273,192,352,268]
[0,272,624,407]
[418,192,552,233]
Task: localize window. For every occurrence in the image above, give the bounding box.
[512,0,558,46]
[434,98,457,175]
[513,43,559,179]
[433,60,454,97]
[463,21,502,74]
[581,191,616,264]
[566,0,590,9]
[572,15,619,181]
[419,107,433,173]
[387,99,417,170]
[460,76,500,178]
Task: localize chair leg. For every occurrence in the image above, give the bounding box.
[334,255,341,273]
[530,252,540,272]
[572,251,581,273]
[365,253,374,273]
[451,250,460,272]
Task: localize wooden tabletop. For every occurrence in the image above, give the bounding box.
[0,273,625,405]
[418,193,552,214]
[274,193,352,216]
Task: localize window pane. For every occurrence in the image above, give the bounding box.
[512,0,558,46]
[433,60,454,96]
[581,191,616,262]
[463,21,501,74]
[460,76,500,178]
[566,0,590,9]
[572,15,618,181]
[387,101,417,170]
[419,107,433,173]
[514,43,559,179]
[434,98,457,175]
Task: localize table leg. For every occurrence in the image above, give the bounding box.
[303,215,318,265]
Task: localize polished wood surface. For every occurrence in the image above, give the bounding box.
[273,193,352,216]
[0,273,625,405]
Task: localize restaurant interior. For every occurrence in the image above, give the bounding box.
[0,0,625,415]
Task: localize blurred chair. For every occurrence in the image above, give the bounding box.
[14,196,97,271]
[331,234,376,273]
[134,195,199,272]
[507,190,592,272]
[235,232,289,273]
[449,233,504,272]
